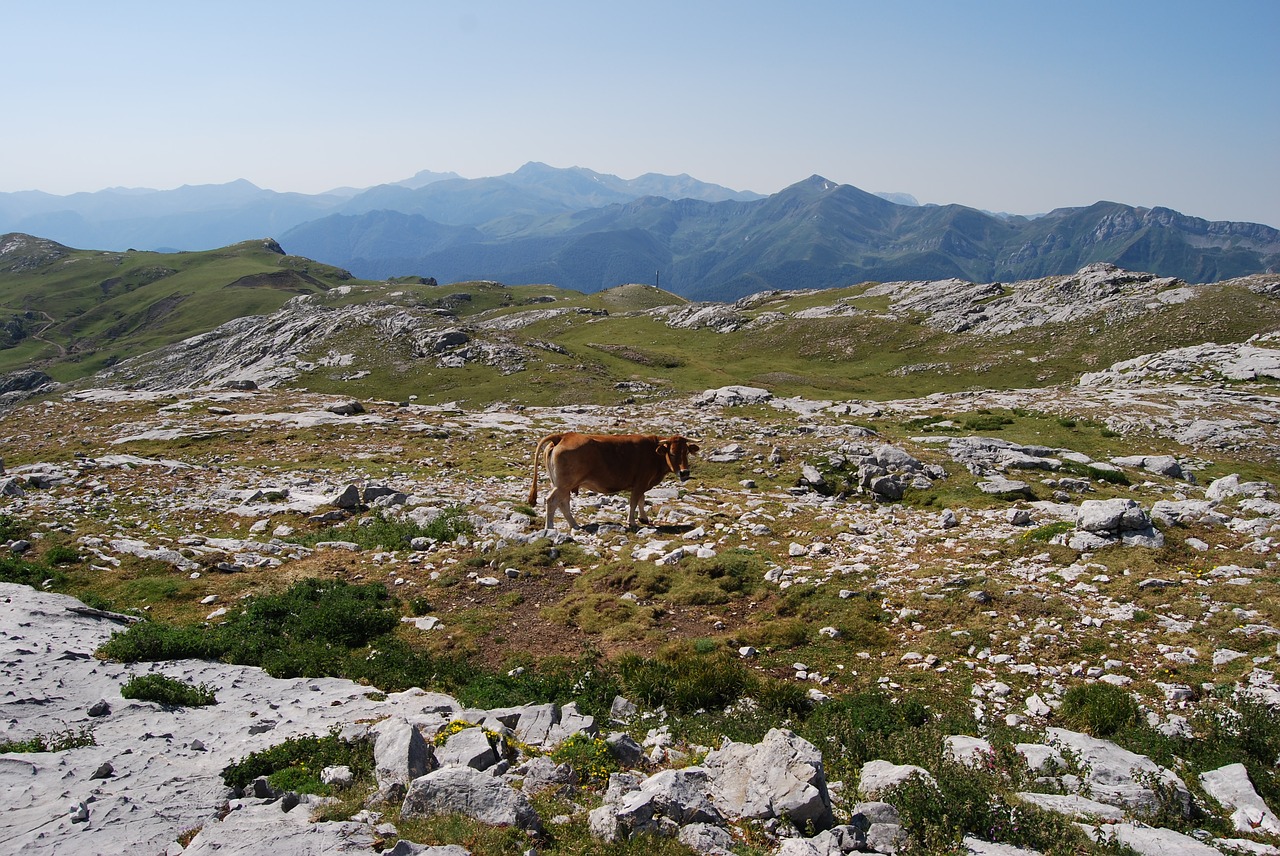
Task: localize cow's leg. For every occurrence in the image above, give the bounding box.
[629,490,650,528]
[547,485,579,530]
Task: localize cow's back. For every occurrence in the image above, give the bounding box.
[549,433,665,495]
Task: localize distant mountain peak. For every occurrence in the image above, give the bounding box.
[875,191,920,206]
[392,169,462,190]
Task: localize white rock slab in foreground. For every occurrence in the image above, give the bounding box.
[0,582,460,856]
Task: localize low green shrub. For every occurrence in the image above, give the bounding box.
[43,544,82,565]
[0,555,66,590]
[0,513,26,542]
[1061,460,1131,486]
[616,648,749,715]
[99,619,219,661]
[0,726,95,753]
[550,732,619,785]
[1188,696,1280,811]
[100,579,399,679]
[222,729,373,794]
[962,411,1015,432]
[886,760,1093,856]
[121,673,217,707]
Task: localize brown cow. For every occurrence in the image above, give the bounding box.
[527,432,699,530]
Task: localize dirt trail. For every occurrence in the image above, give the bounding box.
[29,310,67,357]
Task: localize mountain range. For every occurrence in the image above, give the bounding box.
[2,164,1276,301]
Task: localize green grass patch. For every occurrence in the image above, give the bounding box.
[1023,521,1074,543]
[292,506,473,550]
[1057,683,1140,737]
[608,548,767,606]
[1060,460,1131,486]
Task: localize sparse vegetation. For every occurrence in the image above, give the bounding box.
[0,727,96,753]
[291,507,473,550]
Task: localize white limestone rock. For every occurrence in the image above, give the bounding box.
[1200,762,1280,835]
[1046,727,1191,817]
[857,759,937,799]
[702,728,834,830]
[401,765,542,833]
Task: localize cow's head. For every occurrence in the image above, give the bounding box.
[657,436,699,481]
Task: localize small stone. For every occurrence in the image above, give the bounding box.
[321,765,354,788]
[1025,694,1051,717]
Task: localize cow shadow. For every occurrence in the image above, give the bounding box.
[579,522,698,536]
[649,523,698,535]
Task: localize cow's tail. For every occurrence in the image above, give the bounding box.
[527,434,563,506]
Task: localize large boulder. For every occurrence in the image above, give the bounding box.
[857,760,936,800]
[373,717,436,790]
[702,728,834,830]
[588,768,722,843]
[432,725,499,771]
[694,385,773,407]
[1076,498,1149,533]
[401,765,542,833]
[1070,498,1164,550]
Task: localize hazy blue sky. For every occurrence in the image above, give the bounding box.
[5,1,1278,226]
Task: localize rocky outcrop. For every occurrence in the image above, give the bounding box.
[656,303,751,333]
[1066,498,1164,550]
[1080,334,1280,387]
[862,264,1194,337]
[88,295,536,391]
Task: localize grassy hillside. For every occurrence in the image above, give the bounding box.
[0,234,363,380]
[6,232,1279,411]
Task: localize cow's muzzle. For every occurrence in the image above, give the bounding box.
[678,469,691,481]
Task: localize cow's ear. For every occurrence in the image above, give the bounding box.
[688,443,700,455]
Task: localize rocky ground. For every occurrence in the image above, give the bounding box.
[2,345,1280,854]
